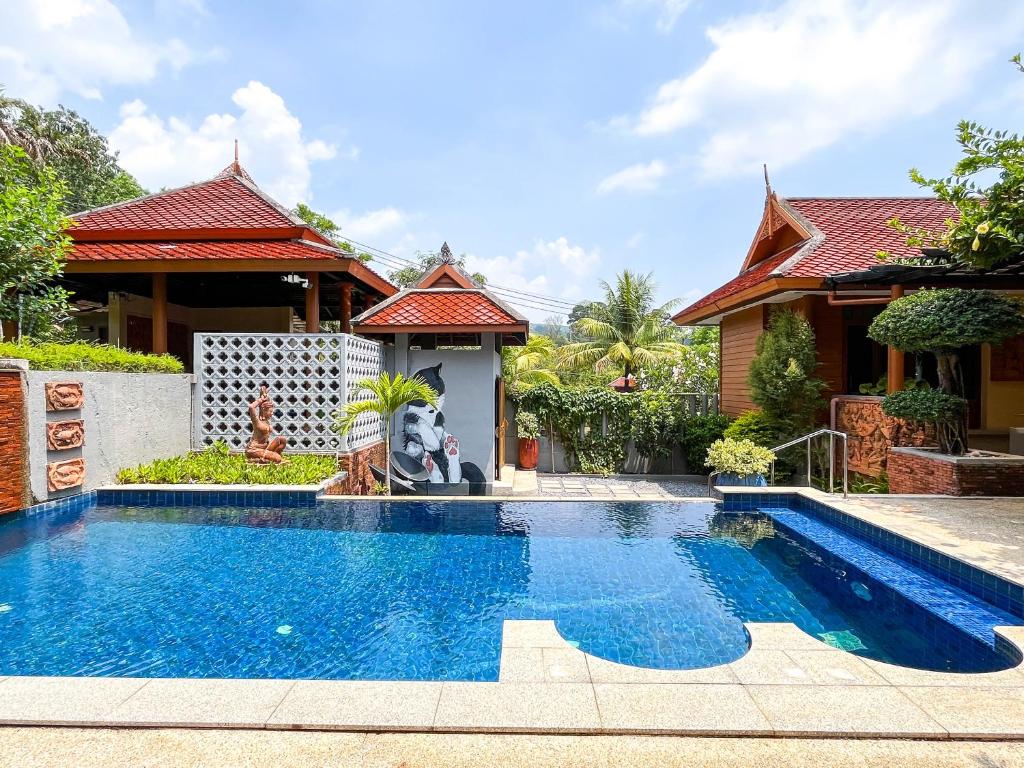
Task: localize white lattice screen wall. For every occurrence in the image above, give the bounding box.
[193,333,384,453]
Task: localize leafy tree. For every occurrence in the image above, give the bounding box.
[502,334,560,395]
[869,288,1024,454]
[568,300,606,325]
[559,271,683,381]
[389,248,486,288]
[0,94,146,212]
[747,308,826,432]
[333,372,438,494]
[0,145,73,340]
[292,203,373,262]
[882,55,1024,269]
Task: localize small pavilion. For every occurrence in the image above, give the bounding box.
[353,249,528,488]
[62,156,395,366]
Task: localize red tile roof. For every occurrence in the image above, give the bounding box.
[71,175,296,231]
[68,239,341,262]
[356,290,523,328]
[675,196,958,322]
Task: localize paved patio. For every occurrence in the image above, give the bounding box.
[534,473,708,498]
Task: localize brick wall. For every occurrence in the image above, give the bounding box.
[0,369,29,514]
[888,447,1024,496]
[324,441,387,495]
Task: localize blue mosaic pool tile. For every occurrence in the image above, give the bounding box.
[15,491,97,518]
[96,488,318,508]
[723,491,1024,620]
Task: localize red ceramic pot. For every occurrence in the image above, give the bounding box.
[518,438,539,470]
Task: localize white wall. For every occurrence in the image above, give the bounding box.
[398,334,501,482]
[26,370,193,501]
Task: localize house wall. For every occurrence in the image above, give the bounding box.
[396,334,501,485]
[25,370,193,502]
[789,295,845,403]
[0,362,30,514]
[982,337,1024,430]
[719,305,765,416]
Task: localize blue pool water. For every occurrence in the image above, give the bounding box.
[0,499,1018,680]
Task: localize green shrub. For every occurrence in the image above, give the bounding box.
[117,442,338,485]
[680,413,730,474]
[881,388,966,425]
[748,309,826,430]
[723,410,782,447]
[515,410,541,440]
[0,340,183,373]
[706,438,775,477]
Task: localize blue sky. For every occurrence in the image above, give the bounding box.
[3,0,1024,319]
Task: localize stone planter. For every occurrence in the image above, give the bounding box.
[888,446,1024,496]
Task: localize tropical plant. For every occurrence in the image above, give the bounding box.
[0,93,146,213]
[680,413,730,474]
[116,442,337,485]
[332,372,438,494]
[869,288,1024,453]
[723,410,783,447]
[747,308,827,432]
[880,55,1024,270]
[515,410,541,440]
[502,334,560,394]
[559,271,684,381]
[0,145,73,340]
[857,374,930,396]
[706,438,775,478]
[0,340,183,373]
[880,388,971,455]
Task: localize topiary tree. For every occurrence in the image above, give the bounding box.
[747,308,827,433]
[869,288,1024,454]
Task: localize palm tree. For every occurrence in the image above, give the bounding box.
[559,271,683,385]
[502,334,560,393]
[0,91,53,163]
[333,372,438,494]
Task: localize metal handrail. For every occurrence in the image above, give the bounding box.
[769,428,849,498]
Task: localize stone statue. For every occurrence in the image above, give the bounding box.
[245,385,289,464]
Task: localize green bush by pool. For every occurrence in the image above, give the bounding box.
[0,341,184,373]
[116,443,338,485]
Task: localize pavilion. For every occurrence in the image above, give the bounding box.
[62,157,395,367]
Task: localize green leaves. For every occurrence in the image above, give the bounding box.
[514,410,541,440]
[116,442,337,485]
[881,388,966,426]
[868,288,1024,353]
[332,372,438,436]
[747,309,826,430]
[0,340,184,372]
[706,438,775,477]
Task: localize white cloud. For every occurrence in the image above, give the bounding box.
[625,231,645,249]
[596,159,667,195]
[622,0,1024,179]
[463,237,602,321]
[0,0,195,103]
[108,81,351,206]
[620,0,691,32]
[332,207,410,242]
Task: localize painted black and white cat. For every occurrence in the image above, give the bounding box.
[401,363,486,487]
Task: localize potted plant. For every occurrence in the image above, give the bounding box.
[516,410,541,470]
[706,437,775,487]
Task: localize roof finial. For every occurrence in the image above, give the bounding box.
[439,242,455,263]
[232,139,240,175]
[763,163,773,199]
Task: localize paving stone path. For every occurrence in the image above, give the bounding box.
[535,474,708,498]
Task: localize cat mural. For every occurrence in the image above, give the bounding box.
[402,363,487,493]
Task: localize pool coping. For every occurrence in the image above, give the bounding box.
[2,486,1023,739]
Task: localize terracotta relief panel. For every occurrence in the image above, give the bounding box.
[44,382,84,411]
[833,396,934,478]
[46,419,85,451]
[47,457,85,492]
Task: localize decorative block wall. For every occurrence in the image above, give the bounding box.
[0,368,29,514]
[194,333,384,453]
[888,447,1024,496]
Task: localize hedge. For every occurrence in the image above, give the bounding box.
[0,341,184,373]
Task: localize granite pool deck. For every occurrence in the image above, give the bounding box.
[3,487,1024,742]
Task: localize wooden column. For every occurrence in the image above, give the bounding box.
[886,285,905,394]
[339,282,353,334]
[152,273,168,354]
[305,272,320,333]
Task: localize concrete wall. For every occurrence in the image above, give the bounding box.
[26,370,193,501]
[392,334,501,482]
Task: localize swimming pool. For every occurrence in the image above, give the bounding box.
[0,497,1018,680]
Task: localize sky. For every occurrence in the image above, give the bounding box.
[3,0,1024,321]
